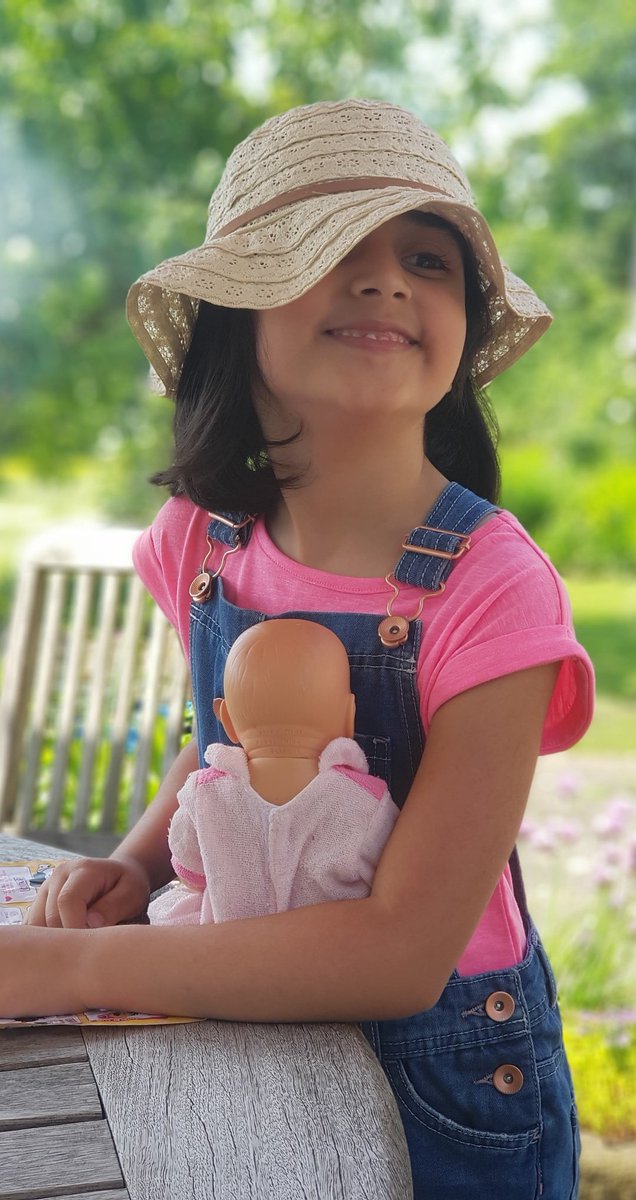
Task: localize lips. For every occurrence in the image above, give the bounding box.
[325,322,418,346]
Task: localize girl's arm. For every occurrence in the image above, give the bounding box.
[9,663,558,1020]
[111,737,200,892]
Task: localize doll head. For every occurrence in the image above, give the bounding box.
[213,619,356,758]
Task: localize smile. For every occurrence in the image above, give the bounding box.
[326,328,417,350]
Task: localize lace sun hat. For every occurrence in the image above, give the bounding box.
[126,98,552,396]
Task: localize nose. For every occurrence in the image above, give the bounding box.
[344,243,412,301]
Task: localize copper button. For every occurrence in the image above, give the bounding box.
[485,991,516,1022]
[493,1064,524,1095]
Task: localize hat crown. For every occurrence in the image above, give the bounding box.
[206,99,475,239]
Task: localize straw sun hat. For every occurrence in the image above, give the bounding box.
[126,98,551,396]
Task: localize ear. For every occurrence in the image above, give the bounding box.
[345,693,356,739]
[214,697,240,745]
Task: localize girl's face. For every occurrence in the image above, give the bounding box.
[255,212,467,434]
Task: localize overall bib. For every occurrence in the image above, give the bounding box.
[189,483,580,1200]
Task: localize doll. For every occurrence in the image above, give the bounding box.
[147,619,400,925]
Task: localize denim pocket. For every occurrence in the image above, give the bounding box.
[382,1027,543,1200]
[387,1022,542,1150]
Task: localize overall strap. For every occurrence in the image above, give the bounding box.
[206,511,255,548]
[393,481,530,920]
[393,481,498,590]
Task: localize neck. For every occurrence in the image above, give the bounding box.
[246,756,320,805]
[266,416,448,576]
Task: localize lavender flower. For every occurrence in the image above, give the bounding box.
[556,771,583,799]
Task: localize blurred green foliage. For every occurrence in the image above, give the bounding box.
[1,0,635,569]
[564,1015,636,1141]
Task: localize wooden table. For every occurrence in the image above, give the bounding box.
[0,834,413,1200]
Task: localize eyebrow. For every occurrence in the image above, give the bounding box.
[403,211,456,232]
[401,210,465,254]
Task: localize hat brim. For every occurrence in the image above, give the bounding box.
[127,186,551,396]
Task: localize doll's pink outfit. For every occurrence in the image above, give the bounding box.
[147,737,399,926]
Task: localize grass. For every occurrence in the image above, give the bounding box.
[563,573,636,753]
[565,574,636,702]
[522,784,636,1142]
[574,694,636,754]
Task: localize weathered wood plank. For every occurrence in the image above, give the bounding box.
[85,1020,413,1200]
[0,1121,124,1200]
[0,1030,87,1071]
[36,1193,128,1200]
[0,1062,102,1130]
[0,835,71,861]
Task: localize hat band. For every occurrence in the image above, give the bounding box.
[212,177,454,240]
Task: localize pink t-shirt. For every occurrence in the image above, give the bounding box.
[134,495,595,975]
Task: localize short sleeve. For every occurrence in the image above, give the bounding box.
[133,522,178,629]
[419,512,595,754]
[132,495,208,658]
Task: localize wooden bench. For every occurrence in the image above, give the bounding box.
[0,525,190,855]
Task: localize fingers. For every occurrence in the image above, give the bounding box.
[55,863,109,928]
[84,873,147,929]
[25,859,112,929]
[26,861,74,927]
[25,857,150,929]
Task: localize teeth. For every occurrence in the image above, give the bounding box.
[333,329,410,343]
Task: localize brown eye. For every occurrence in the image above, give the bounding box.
[406,252,450,272]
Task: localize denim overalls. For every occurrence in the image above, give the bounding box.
[189,483,580,1200]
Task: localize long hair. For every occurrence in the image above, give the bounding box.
[151,219,501,508]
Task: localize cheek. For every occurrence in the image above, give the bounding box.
[254,316,284,389]
[446,294,468,360]
[254,313,307,402]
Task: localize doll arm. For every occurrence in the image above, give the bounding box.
[356,788,401,890]
[167,775,207,891]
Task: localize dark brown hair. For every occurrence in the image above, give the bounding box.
[151,216,501,508]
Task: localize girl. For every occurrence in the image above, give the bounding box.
[21,99,593,1198]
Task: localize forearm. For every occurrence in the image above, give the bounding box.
[77,896,421,1023]
[111,739,199,892]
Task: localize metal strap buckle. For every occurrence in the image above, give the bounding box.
[401,526,472,561]
[207,511,255,534]
[189,514,255,601]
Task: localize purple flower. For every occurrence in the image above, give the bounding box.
[602,845,624,867]
[593,795,636,839]
[592,865,616,888]
[530,826,558,853]
[556,771,583,799]
[552,818,583,844]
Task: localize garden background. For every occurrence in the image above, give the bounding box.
[1,0,635,1145]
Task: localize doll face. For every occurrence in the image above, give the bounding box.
[254,212,467,435]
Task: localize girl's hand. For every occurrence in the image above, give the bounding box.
[25,856,151,929]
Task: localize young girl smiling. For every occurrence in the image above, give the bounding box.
[18,99,593,1198]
